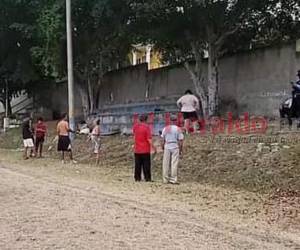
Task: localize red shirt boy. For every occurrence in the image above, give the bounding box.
[35,119,47,139]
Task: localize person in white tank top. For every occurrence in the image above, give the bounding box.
[177,90,200,133]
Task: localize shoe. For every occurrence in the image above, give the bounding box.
[169,182,180,185]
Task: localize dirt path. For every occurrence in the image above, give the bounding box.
[0,164,300,250]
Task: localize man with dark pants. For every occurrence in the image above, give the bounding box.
[35,117,47,158]
[291,70,300,127]
[132,114,154,182]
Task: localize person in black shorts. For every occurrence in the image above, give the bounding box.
[57,113,77,164]
[177,90,200,133]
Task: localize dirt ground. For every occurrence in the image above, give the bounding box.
[0,161,299,250]
[0,122,300,249]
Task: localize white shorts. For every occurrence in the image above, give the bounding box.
[23,138,34,148]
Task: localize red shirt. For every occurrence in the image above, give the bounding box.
[133,123,152,154]
[35,122,47,138]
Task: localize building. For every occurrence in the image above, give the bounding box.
[129,44,164,70]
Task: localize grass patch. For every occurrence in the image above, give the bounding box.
[0,128,22,149]
[1,122,300,194]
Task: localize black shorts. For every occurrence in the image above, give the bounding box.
[57,136,71,152]
[182,111,198,121]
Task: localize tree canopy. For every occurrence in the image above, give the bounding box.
[129,0,300,116]
[0,0,299,117]
[0,0,133,117]
[0,0,42,115]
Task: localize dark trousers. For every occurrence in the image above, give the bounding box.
[292,96,300,117]
[134,153,151,182]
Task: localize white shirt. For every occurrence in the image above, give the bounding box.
[161,125,184,150]
[177,94,199,112]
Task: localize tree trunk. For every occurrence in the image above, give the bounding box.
[75,68,95,119]
[95,83,101,109]
[207,44,219,117]
[184,61,208,117]
[7,99,12,117]
[0,98,12,117]
[87,75,94,114]
[77,84,89,120]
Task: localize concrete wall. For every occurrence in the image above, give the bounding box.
[97,43,300,117]
[221,44,300,116]
[100,64,148,105]
[98,63,194,108]
[49,42,300,120]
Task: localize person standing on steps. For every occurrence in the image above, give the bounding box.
[177,90,200,133]
[161,114,184,184]
[57,113,77,164]
[132,114,155,182]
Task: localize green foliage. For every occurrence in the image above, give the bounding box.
[129,0,300,116]
[31,1,64,78]
[72,0,132,77]
[0,0,40,111]
[129,0,300,61]
[0,0,133,115]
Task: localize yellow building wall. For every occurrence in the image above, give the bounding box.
[128,47,163,70]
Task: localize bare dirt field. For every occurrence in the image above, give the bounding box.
[0,123,300,249]
[0,160,299,250]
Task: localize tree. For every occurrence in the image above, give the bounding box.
[0,0,41,116]
[129,0,300,117]
[35,0,133,118]
[72,0,132,117]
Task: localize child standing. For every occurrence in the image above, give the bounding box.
[90,120,101,164]
[35,117,47,158]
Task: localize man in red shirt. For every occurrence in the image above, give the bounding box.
[35,117,47,158]
[132,114,154,182]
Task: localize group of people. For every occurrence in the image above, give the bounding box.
[133,113,184,184]
[132,90,199,184]
[22,113,102,164]
[22,117,47,159]
[21,89,200,184]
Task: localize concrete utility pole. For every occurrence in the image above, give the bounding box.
[3,79,9,132]
[66,0,75,139]
[5,79,8,118]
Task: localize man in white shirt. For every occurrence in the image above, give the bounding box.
[161,115,184,184]
[177,90,200,133]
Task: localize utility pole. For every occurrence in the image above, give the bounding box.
[66,0,75,139]
[3,79,9,132]
[5,79,8,118]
